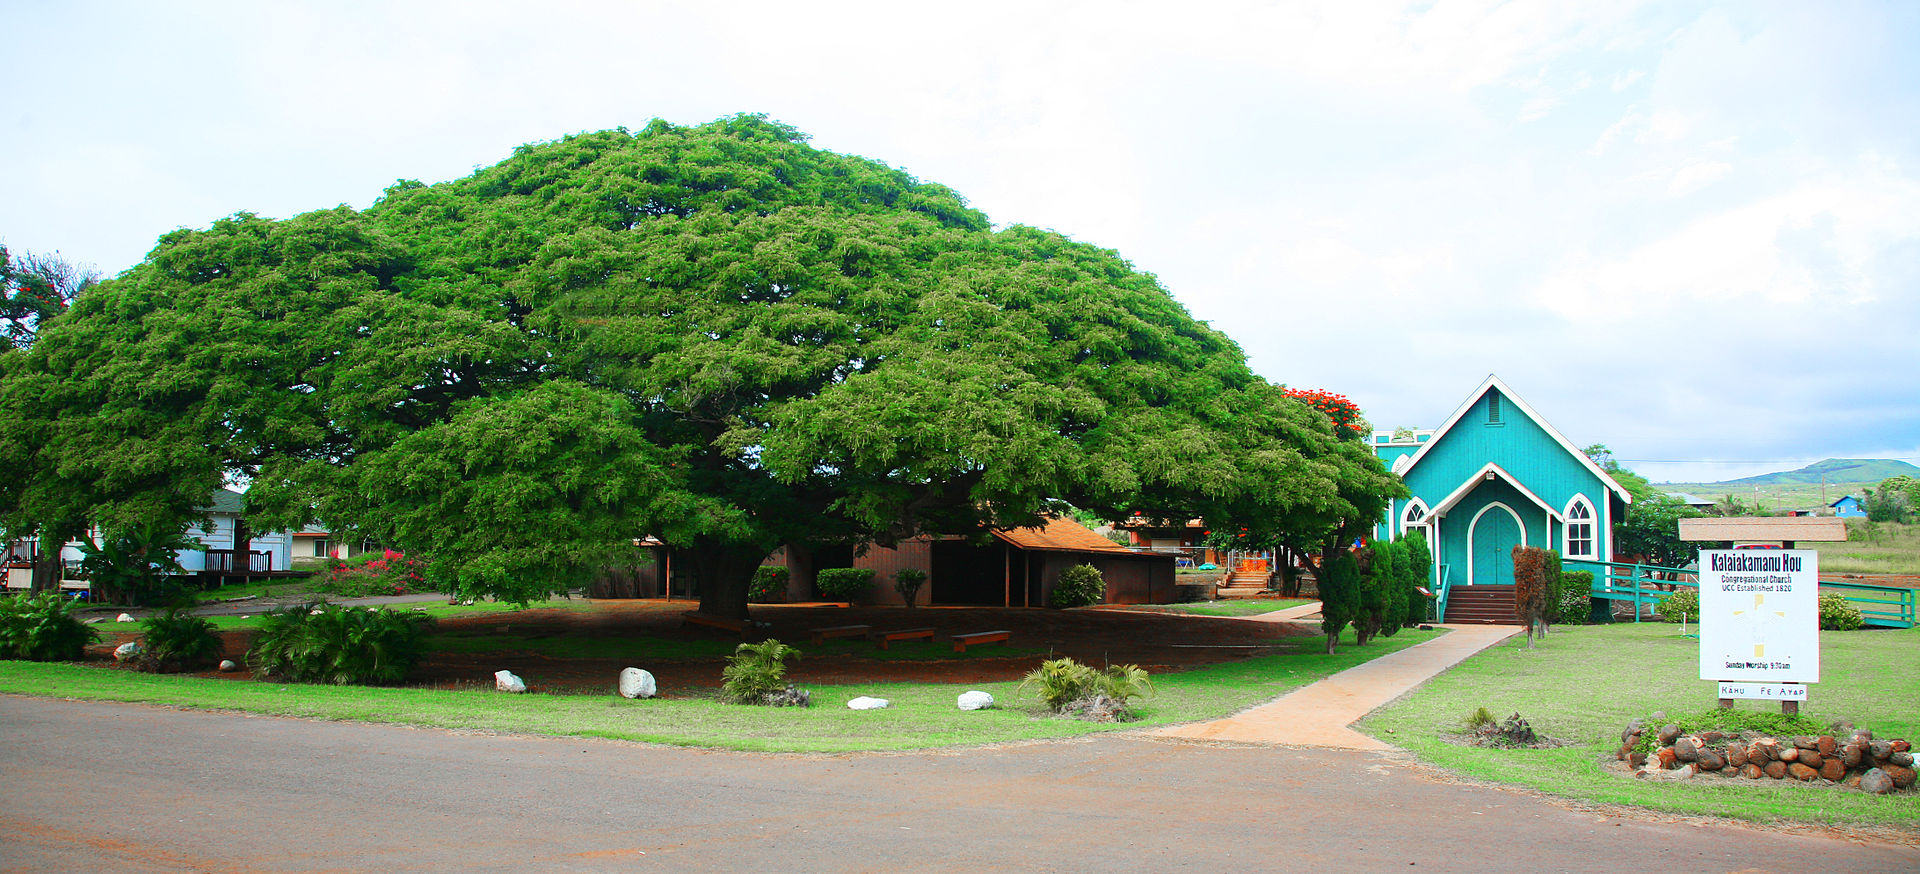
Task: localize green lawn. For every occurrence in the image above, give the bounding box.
[1361,622,1920,830]
[0,627,1437,753]
[1118,599,1313,617]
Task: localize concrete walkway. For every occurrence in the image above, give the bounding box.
[1155,608,1523,749]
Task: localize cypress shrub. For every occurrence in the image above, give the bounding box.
[1319,551,1361,654]
[1400,530,1433,623]
[1378,540,1409,637]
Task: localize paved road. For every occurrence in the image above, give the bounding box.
[1,698,1912,873]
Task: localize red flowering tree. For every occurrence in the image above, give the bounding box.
[1284,388,1366,435]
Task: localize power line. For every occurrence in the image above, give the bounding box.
[1618,458,1920,464]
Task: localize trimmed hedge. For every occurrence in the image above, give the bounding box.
[814,568,875,604]
[748,566,790,603]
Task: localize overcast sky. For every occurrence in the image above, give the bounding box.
[5,0,1917,485]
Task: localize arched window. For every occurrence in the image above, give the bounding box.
[1402,498,1429,533]
[1564,495,1595,559]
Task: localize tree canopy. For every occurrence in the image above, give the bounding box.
[1,115,1400,615]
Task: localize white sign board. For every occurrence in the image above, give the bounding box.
[1697,549,1819,683]
[1717,682,1807,701]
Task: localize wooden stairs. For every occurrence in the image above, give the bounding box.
[1215,569,1272,598]
[1443,585,1518,625]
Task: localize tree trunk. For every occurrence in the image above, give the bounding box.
[1277,546,1300,598]
[29,554,61,593]
[28,529,71,593]
[232,517,253,582]
[687,537,776,621]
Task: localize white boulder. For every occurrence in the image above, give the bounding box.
[113,642,142,662]
[847,696,890,710]
[218,659,239,672]
[117,613,135,623]
[957,690,995,711]
[618,667,657,699]
[494,670,528,693]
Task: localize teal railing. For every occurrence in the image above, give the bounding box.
[1433,564,1451,623]
[1563,559,1914,629]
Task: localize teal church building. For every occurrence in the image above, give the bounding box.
[1373,375,1632,592]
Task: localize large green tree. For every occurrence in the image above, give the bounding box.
[2,115,1397,617]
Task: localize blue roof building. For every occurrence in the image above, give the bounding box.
[1831,495,1865,518]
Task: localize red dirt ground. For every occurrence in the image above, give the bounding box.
[86,601,1319,695]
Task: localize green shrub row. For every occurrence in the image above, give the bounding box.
[246,603,435,684]
[1656,588,1866,631]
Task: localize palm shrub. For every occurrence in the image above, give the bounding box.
[1049,563,1105,608]
[1818,593,1864,630]
[136,605,221,672]
[77,523,198,606]
[1318,551,1360,653]
[892,568,928,608]
[0,591,99,661]
[720,638,805,705]
[246,602,435,684]
[1018,656,1153,720]
[814,568,874,605]
[748,566,790,604]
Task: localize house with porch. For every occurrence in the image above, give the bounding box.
[4,488,300,593]
[1373,375,1631,623]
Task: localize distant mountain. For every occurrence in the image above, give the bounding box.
[1713,458,1920,486]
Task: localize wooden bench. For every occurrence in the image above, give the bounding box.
[809,624,872,645]
[680,611,748,637]
[868,627,935,650]
[951,630,1010,653]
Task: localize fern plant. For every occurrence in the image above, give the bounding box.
[137,605,222,672]
[0,592,99,661]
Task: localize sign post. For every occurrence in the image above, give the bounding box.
[1697,548,1819,714]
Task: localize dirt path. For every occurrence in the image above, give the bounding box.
[1156,623,1523,748]
[86,601,1324,693]
[2,696,1913,873]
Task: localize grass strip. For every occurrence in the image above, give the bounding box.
[0,628,1436,753]
[1120,600,1313,617]
[1360,622,1920,830]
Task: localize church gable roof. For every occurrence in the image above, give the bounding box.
[1400,375,1632,505]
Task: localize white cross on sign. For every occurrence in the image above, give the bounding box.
[1729,592,1786,658]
